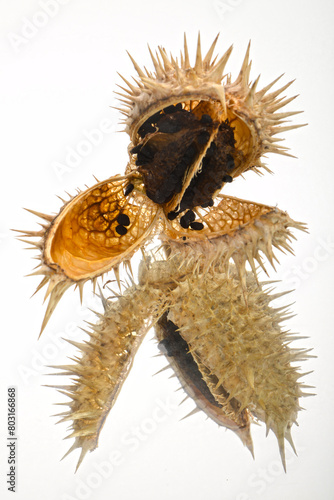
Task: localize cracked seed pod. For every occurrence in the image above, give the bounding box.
[19,33,305,333]
[53,247,312,471]
[18,34,311,471]
[150,251,310,469]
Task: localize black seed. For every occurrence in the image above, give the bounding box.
[200,114,213,125]
[182,236,187,241]
[135,156,146,167]
[183,210,196,224]
[138,121,156,138]
[190,222,204,231]
[124,183,134,196]
[163,105,177,114]
[180,216,190,229]
[197,130,211,145]
[142,144,155,158]
[222,174,233,183]
[149,111,163,123]
[167,211,178,220]
[117,213,130,226]
[183,143,197,163]
[130,144,141,154]
[201,199,214,208]
[158,119,182,134]
[135,143,155,166]
[115,225,127,236]
[205,141,217,158]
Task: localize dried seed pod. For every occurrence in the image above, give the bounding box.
[18,34,311,471]
[20,34,305,330]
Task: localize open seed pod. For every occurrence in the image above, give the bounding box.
[19,34,311,473]
[121,33,304,218]
[20,34,305,334]
[19,175,162,333]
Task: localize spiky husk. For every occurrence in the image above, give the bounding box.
[19,35,306,332]
[18,34,311,473]
[119,33,305,176]
[159,262,308,469]
[56,215,311,470]
[52,280,168,471]
[17,175,163,334]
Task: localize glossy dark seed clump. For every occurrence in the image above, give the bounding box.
[132,104,238,216]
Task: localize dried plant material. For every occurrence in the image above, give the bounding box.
[19,34,312,471]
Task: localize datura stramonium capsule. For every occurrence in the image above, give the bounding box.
[19,34,313,472]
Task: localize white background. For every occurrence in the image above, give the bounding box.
[1,1,334,499]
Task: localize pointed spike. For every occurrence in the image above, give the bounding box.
[179,395,189,406]
[124,259,134,280]
[61,441,80,462]
[148,44,164,79]
[180,407,200,421]
[77,282,84,304]
[56,194,67,203]
[111,106,129,116]
[194,32,203,73]
[97,284,108,312]
[284,427,298,456]
[158,46,173,72]
[17,237,43,248]
[75,445,91,473]
[31,276,50,297]
[256,74,284,100]
[235,426,254,459]
[92,277,97,294]
[277,433,287,472]
[237,40,251,87]
[263,79,296,103]
[117,72,138,95]
[207,45,233,83]
[183,33,190,69]
[40,281,72,337]
[203,33,219,67]
[271,123,307,136]
[246,74,261,105]
[113,91,133,102]
[115,83,134,96]
[12,228,44,237]
[24,207,53,222]
[153,365,171,376]
[126,51,146,78]
[271,110,304,121]
[63,338,91,354]
[113,266,121,291]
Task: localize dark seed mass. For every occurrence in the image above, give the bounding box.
[134,104,238,211]
[180,210,196,228]
[158,118,183,134]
